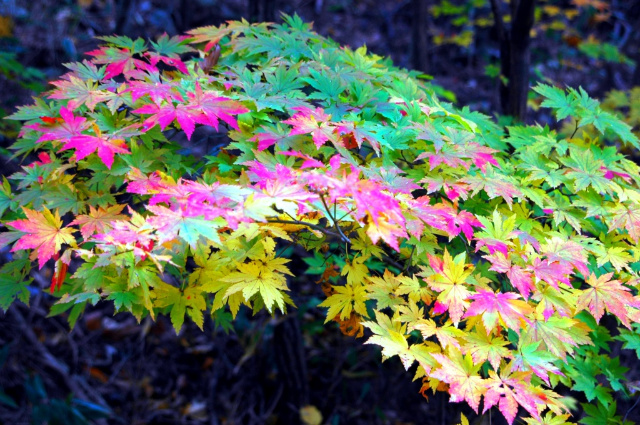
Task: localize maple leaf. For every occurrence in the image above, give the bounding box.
[183,83,249,131]
[154,280,206,333]
[533,84,577,120]
[485,253,536,299]
[420,175,471,201]
[319,282,369,322]
[532,284,576,321]
[186,23,235,52]
[424,250,473,325]
[366,269,405,310]
[461,171,521,207]
[576,272,636,328]
[411,319,465,349]
[462,323,511,371]
[540,237,589,276]
[365,212,408,251]
[146,204,226,247]
[460,142,499,172]
[474,210,517,257]
[431,347,486,413]
[26,107,90,145]
[48,75,109,111]
[512,341,564,385]
[283,106,336,148]
[146,33,194,74]
[483,363,542,425]
[523,412,576,425]
[520,315,592,359]
[70,204,127,239]
[133,102,198,139]
[60,124,132,169]
[127,76,181,105]
[608,203,640,242]
[464,288,533,334]
[416,144,470,171]
[85,45,147,79]
[527,258,572,290]
[335,120,383,155]
[222,253,293,313]
[363,311,437,372]
[6,207,77,269]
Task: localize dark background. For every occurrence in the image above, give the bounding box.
[1,1,640,424]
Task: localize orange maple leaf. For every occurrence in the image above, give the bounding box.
[7,207,77,269]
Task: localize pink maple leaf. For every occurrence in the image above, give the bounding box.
[133,102,197,139]
[283,106,336,148]
[416,145,470,171]
[86,46,148,80]
[62,135,129,169]
[483,366,542,425]
[127,78,182,105]
[26,107,90,144]
[460,142,499,172]
[527,258,572,289]
[454,210,483,240]
[485,253,536,299]
[540,237,589,276]
[184,83,249,131]
[464,288,533,334]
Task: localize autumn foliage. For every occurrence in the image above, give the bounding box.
[2,15,640,424]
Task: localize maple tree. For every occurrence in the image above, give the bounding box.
[1,14,640,424]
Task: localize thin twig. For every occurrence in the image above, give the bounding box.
[569,119,579,139]
[624,396,640,423]
[319,194,351,243]
[266,218,343,240]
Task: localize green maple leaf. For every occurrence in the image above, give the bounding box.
[580,401,622,425]
[534,84,577,120]
[616,324,640,357]
[513,341,563,385]
[0,272,31,311]
[580,109,640,149]
[560,148,612,194]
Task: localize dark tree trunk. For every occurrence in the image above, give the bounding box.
[490,0,536,121]
[507,0,536,120]
[633,63,640,87]
[412,0,430,73]
[273,315,309,424]
[248,0,276,23]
